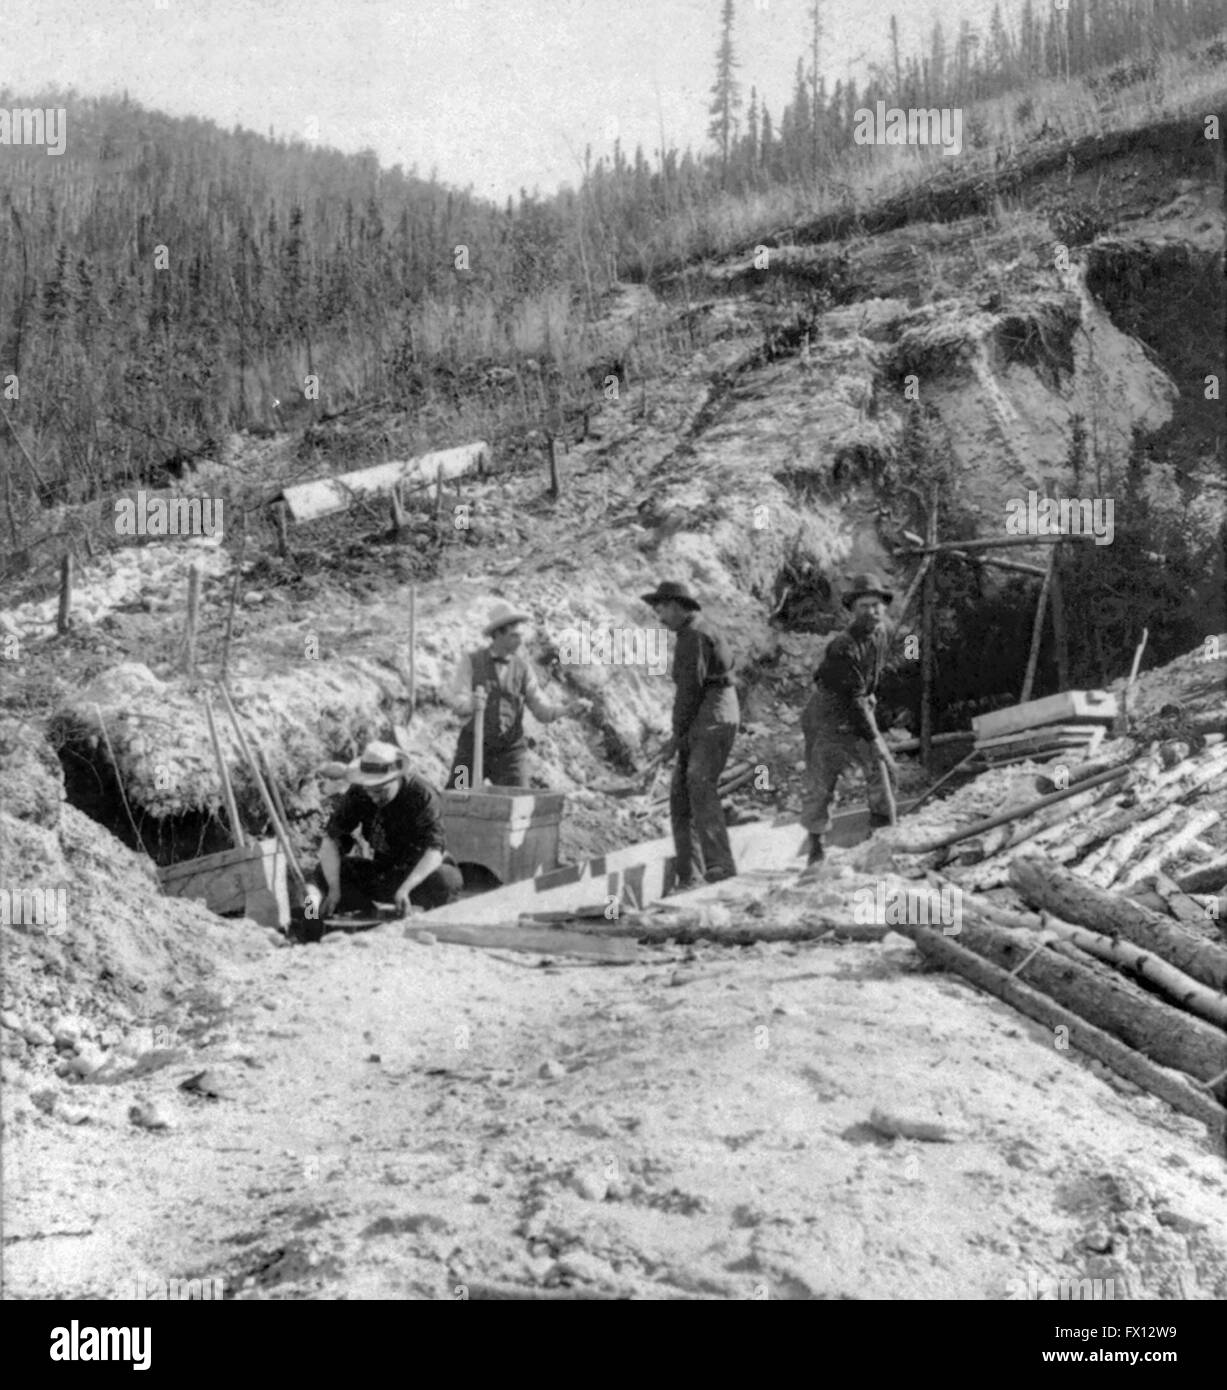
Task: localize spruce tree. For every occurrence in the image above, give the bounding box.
[707,0,742,185]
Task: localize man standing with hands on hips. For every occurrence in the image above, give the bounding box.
[642,580,739,892]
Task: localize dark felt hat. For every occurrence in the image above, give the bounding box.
[843,572,894,607]
[640,580,701,611]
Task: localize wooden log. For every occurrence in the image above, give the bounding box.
[902,763,1133,855]
[408,921,640,961]
[1038,911,1227,1027]
[1176,856,1227,895]
[956,773,1130,867]
[1078,804,1182,887]
[1009,857,1227,991]
[902,923,1227,1136]
[1033,751,1141,796]
[948,909,1227,1083]
[1125,870,1216,929]
[280,441,490,523]
[1052,745,1227,863]
[1115,808,1220,890]
[893,553,932,629]
[57,553,73,634]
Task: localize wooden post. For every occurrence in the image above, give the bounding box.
[273,501,290,558]
[547,434,561,499]
[407,584,417,717]
[435,463,444,518]
[1050,542,1070,689]
[1020,546,1055,703]
[920,487,938,773]
[389,482,407,533]
[57,553,72,634]
[183,561,202,676]
[220,511,247,682]
[471,686,487,789]
[203,692,246,849]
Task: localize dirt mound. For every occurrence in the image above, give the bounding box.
[0,726,274,1104]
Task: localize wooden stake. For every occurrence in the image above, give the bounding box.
[547,434,561,499]
[203,692,246,849]
[389,483,407,533]
[435,463,444,518]
[920,486,938,772]
[220,511,247,682]
[57,553,72,634]
[272,501,290,558]
[182,561,202,677]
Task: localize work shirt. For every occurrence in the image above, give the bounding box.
[671,613,738,737]
[325,773,447,877]
[811,625,890,741]
[447,647,569,728]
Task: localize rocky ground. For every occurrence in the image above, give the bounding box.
[2,115,1224,1300]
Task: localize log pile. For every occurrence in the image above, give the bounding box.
[897,730,1227,1142]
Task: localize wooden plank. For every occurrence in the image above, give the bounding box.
[972,690,1117,741]
[280,441,490,523]
[159,838,287,927]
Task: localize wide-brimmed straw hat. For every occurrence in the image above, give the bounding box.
[640,580,701,611]
[843,572,894,607]
[343,740,407,787]
[483,601,532,637]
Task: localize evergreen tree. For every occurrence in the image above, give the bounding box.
[707,0,742,185]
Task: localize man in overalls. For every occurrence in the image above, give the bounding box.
[446,601,589,789]
[642,580,740,890]
[800,572,900,865]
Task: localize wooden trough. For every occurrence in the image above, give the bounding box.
[158,839,289,929]
[440,788,565,885]
[278,441,490,524]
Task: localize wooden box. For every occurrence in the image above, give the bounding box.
[158,838,289,929]
[440,789,565,885]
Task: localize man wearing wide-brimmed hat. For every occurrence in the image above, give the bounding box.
[800,572,900,866]
[305,740,464,919]
[446,600,591,790]
[641,580,740,890]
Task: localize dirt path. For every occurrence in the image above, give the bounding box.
[7,892,1226,1301]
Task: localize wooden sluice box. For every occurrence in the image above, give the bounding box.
[440,789,565,885]
[158,839,289,929]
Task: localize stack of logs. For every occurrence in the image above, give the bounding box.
[900,735,1227,1142]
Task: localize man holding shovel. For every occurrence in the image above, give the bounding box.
[446,601,590,790]
[642,580,739,891]
[800,572,900,867]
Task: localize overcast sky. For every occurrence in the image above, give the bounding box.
[4,0,1008,200]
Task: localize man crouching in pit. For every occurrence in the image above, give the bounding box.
[304,740,463,921]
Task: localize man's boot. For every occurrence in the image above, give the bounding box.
[806,833,825,865]
[868,812,893,831]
